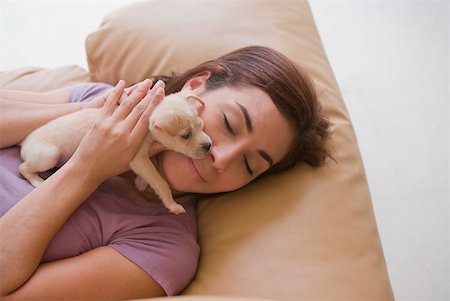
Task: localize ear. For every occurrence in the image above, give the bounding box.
[153,113,179,137]
[182,91,205,112]
[181,71,211,92]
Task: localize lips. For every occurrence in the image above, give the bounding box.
[190,159,207,182]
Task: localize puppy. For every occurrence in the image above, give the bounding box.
[19,90,211,214]
[129,90,212,214]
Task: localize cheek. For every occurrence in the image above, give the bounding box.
[222,171,253,192]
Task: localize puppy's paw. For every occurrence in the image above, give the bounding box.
[168,203,186,215]
[30,178,44,188]
[134,176,148,191]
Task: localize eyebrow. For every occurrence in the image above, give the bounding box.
[236,101,253,133]
[235,101,274,168]
[258,150,274,168]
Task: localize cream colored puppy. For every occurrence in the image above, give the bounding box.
[19,90,211,214]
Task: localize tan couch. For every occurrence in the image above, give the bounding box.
[0,0,394,300]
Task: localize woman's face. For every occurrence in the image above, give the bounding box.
[156,77,294,194]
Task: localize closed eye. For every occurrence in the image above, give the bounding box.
[244,155,253,176]
[181,130,191,140]
[223,113,235,136]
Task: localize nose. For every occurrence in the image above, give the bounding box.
[210,143,241,173]
[201,141,212,152]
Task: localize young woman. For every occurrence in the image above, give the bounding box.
[0,46,330,300]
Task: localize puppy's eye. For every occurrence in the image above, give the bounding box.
[181,130,191,140]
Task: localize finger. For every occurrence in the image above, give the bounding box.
[123,81,165,133]
[126,78,157,96]
[113,79,152,120]
[125,83,139,96]
[101,80,125,117]
[121,79,166,127]
[124,84,165,134]
[98,94,109,107]
[129,87,165,143]
[128,79,164,99]
[85,92,108,109]
[119,90,128,104]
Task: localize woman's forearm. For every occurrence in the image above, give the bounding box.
[0,87,72,104]
[0,160,101,296]
[0,98,83,148]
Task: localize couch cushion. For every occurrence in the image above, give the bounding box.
[0,65,89,92]
[86,0,393,300]
[3,0,393,300]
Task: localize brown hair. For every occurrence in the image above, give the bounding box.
[153,46,331,174]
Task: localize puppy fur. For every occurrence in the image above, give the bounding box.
[19,90,211,214]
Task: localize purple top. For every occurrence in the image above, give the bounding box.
[0,83,199,296]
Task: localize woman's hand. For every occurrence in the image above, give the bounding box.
[68,79,166,185]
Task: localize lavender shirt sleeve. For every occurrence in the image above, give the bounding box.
[69,82,113,103]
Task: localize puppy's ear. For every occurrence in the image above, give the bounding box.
[153,113,179,137]
[185,93,205,112]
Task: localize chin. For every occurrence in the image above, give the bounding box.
[156,150,201,193]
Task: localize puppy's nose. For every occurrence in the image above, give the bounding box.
[201,141,212,152]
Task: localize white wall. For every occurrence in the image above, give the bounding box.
[1,1,449,300]
[0,0,127,70]
[309,1,449,300]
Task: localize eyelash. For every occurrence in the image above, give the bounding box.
[223,113,253,176]
[223,113,235,135]
[244,156,254,176]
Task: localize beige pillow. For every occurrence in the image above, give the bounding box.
[87,0,326,87]
[83,0,394,300]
